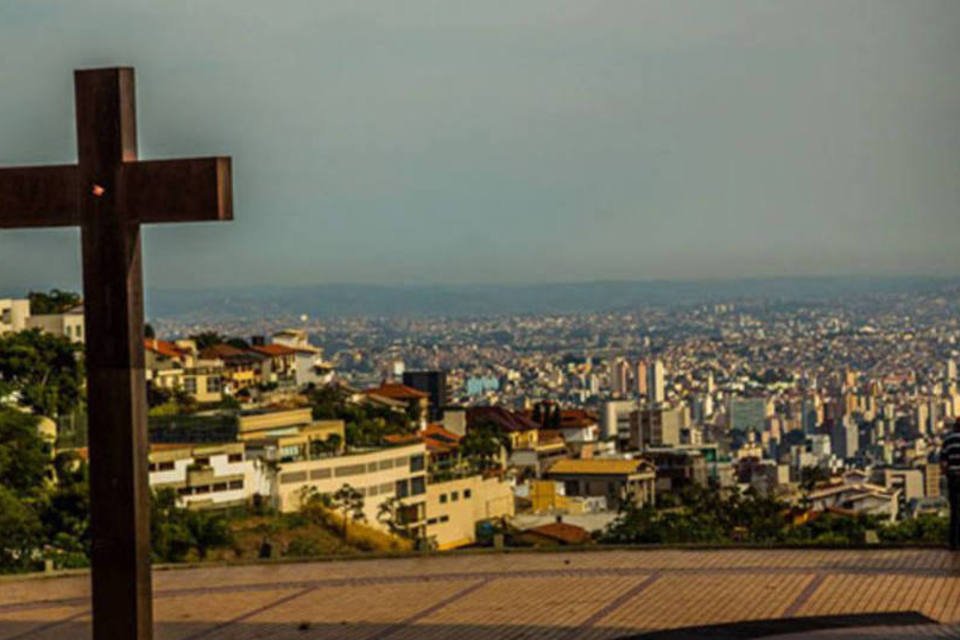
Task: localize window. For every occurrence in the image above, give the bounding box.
[464,489,472,499]
[380,482,394,494]
[451,491,459,502]
[212,482,228,492]
[335,463,365,477]
[228,480,244,490]
[378,459,394,470]
[280,471,308,484]
[159,461,174,471]
[193,485,210,494]
[310,468,332,480]
[439,515,449,523]
[409,454,425,472]
[427,518,438,525]
[367,462,379,473]
[395,479,410,498]
[228,453,243,463]
[194,457,210,467]
[411,476,426,496]
[366,485,379,497]
[206,377,222,394]
[184,377,198,395]
[439,494,448,504]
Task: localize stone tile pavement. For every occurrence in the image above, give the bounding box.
[0,549,958,639]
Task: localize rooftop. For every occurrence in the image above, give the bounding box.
[1,549,958,639]
[548,458,653,476]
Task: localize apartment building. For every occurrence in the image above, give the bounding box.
[148,442,268,510]
[273,443,429,538]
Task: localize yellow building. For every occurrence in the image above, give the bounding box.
[237,407,344,458]
[545,458,656,510]
[273,443,429,538]
[145,339,225,404]
[425,475,515,550]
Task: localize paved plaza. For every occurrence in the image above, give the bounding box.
[1,549,959,639]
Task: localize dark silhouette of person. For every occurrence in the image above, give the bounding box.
[942,419,960,550]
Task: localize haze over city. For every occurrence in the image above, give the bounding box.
[2,0,960,291]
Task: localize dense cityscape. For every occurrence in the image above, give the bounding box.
[1,282,954,579]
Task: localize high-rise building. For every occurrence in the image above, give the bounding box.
[647,360,665,404]
[612,358,630,397]
[830,415,859,460]
[636,360,648,396]
[402,371,448,422]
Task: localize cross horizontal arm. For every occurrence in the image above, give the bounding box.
[0,165,79,228]
[122,157,232,224]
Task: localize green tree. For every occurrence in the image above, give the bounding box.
[189,332,227,351]
[460,418,508,472]
[377,495,416,540]
[0,408,49,496]
[0,329,83,417]
[28,290,81,315]
[0,485,42,572]
[144,323,156,339]
[331,484,365,538]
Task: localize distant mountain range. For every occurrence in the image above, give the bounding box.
[139,276,960,321]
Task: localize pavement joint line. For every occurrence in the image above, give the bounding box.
[366,577,493,640]
[1,562,959,615]
[178,585,317,640]
[572,572,663,635]
[2,607,89,640]
[782,573,827,618]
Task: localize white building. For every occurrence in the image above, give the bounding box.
[148,442,269,510]
[271,329,335,387]
[0,298,31,334]
[27,305,85,344]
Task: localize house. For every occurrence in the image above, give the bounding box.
[248,343,298,387]
[200,343,265,392]
[271,329,335,387]
[556,409,600,444]
[145,339,225,404]
[365,383,430,425]
[806,478,901,522]
[26,304,85,344]
[467,406,540,450]
[425,475,515,550]
[545,458,656,510]
[518,519,591,546]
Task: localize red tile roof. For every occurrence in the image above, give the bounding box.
[524,521,591,545]
[249,344,297,358]
[144,339,187,359]
[366,383,429,400]
[467,406,540,433]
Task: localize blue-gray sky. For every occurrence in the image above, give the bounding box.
[1,0,958,290]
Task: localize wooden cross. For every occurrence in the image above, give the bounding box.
[0,68,232,640]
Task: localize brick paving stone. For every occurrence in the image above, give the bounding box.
[0,550,958,640]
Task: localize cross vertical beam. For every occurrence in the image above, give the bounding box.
[76,68,153,640]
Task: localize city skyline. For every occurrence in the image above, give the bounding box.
[1,1,959,290]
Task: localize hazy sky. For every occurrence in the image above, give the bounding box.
[1,0,958,290]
